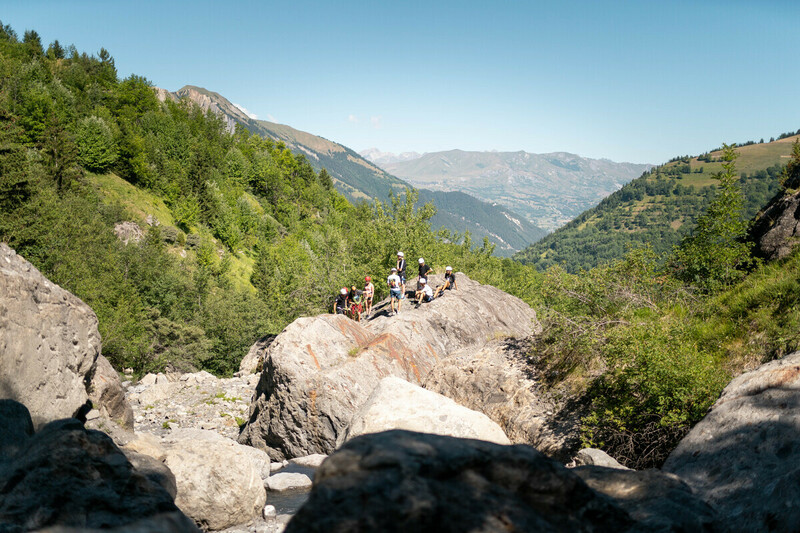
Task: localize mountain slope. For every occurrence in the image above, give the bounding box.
[161,85,546,255]
[514,136,799,272]
[381,150,652,231]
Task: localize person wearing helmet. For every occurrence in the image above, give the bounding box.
[396,252,407,297]
[387,267,403,315]
[434,266,458,298]
[417,257,433,290]
[363,276,375,317]
[333,287,349,315]
[415,277,434,305]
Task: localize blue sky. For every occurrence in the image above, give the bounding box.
[2,0,798,163]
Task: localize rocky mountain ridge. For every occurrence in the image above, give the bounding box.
[379,148,653,231]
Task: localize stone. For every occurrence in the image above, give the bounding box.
[285,430,632,532]
[237,334,276,375]
[424,338,581,461]
[114,221,144,245]
[750,188,800,261]
[663,351,800,532]
[0,405,194,532]
[288,454,328,469]
[139,373,158,386]
[36,513,199,532]
[0,398,34,462]
[0,243,99,429]
[163,431,267,530]
[340,376,510,446]
[124,432,168,462]
[573,466,720,532]
[239,274,539,460]
[124,449,179,499]
[573,448,629,469]
[267,472,314,492]
[88,354,134,429]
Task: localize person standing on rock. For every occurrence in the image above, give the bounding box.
[396,252,407,297]
[363,276,375,317]
[434,266,458,298]
[417,258,433,290]
[333,288,349,315]
[388,268,403,315]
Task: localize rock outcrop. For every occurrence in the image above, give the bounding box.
[161,429,268,531]
[0,401,197,532]
[285,430,632,533]
[88,354,134,429]
[0,243,101,428]
[573,467,720,532]
[750,189,800,260]
[663,351,800,532]
[237,334,275,375]
[238,274,538,460]
[424,338,581,460]
[340,376,510,446]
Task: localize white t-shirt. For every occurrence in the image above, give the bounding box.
[387,274,401,289]
[421,284,433,297]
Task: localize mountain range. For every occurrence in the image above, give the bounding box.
[374,149,653,231]
[159,86,546,255]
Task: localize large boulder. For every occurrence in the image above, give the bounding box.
[424,338,581,461]
[573,466,721,532]
[0,243,100,428]
[340,376,510,445]
[239,274,538,460]
[663,351,800,532]
[0,402,197,532]
[237,334,275,375]
[285,430,632,532]
[162,429,268,531]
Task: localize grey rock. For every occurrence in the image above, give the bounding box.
[663,351,800,532]
[88,354,134,429]
[0,243,99,429]
[573,448,629,469]
[267,472,314,492]
[288,454,328,469]
[237,334,276,375]
[750,188,800,260]
[0,405,194,532]
[424,338,581,461]
[36,512,199,533]
[574,466,721,532]
[239,274,539,460]
[163,432,267,531]
[113,221,144,245]
[0,398,34,461]
[285,430,632,533]
[340,376,510,446]
[124,449,179,499]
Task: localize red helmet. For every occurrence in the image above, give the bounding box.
[365,276,371,282]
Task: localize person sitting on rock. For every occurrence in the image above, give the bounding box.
[387,268,403,315]
[415,277,434,305]
[417,257,433,290]
[363,276,375,316]
[333,287,349,315]
[434,266,458,298]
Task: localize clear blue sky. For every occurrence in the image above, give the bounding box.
[3,0,798,164]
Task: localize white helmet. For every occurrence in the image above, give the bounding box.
[446,266,452,271]
[418,258,425,264]
[340,288,348,295]
[397,251,404,257]
[420,278,427,284]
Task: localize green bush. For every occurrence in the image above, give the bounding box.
[76,116,117,172]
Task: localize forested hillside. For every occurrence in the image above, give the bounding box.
[162,86,545,256]
[514,136,798,271]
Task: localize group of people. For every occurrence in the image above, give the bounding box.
[333,251,459,320]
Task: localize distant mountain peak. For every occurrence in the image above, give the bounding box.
[360,148,424,166]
